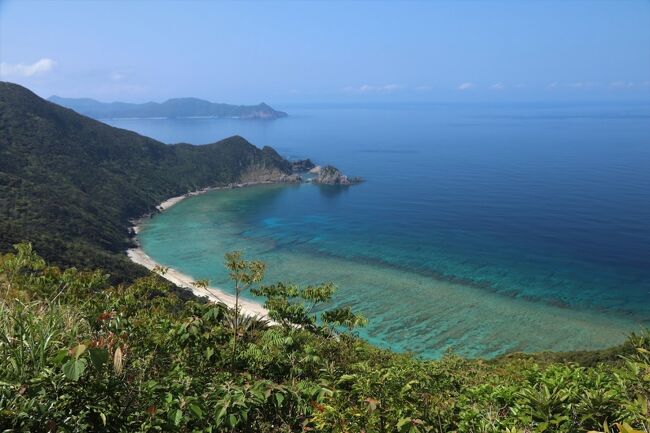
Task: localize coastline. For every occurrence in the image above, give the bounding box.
[127,246,269,318]
[127,182,279,318]
[127,181,641,357]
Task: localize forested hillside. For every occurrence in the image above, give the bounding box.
[0,82,293,281]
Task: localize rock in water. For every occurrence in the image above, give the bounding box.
[313,165,362,185]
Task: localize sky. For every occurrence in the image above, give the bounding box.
[1,0,649,104]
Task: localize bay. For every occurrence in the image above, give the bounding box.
[107,102,650,358]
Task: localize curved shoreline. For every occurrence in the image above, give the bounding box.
[127,246,269,317]
[128,183,642,357]
[127,183,274,318]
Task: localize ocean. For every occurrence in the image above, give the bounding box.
[106,101,650,358]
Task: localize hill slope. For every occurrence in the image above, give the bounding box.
[48,95,288,119]
[1,245,649,432]
[0,82,294,281]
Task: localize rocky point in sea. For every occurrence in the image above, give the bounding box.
[311,165,363,185]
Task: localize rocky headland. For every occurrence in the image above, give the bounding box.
[311,165,363,185]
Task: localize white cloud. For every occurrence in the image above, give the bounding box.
[343,84,403,93]
[545,81,598,90]
[0,58,55,78]
[381,84,401,92]
[111,72,125,81]
[568,81,597,88]
[610,80,635,88]
[457,82,475,91]
[490,83,505,90]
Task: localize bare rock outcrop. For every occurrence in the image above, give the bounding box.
[239,166,302,184]
[312,165,362,185]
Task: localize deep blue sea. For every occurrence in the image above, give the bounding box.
[107,102,650,358]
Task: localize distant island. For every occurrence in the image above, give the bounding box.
[47,95,288,120]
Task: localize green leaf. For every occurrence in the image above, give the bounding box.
[274,392,285,406]
[228,413,238,428]
[89,347,109,369]
[336,374,357,387]
[397,417,411,431]
[51,349,68,365]
[251,389,265,402]
[189,403,203,419]
[62,358,87,381]
[216,406,227,424]
[169,409,183,426]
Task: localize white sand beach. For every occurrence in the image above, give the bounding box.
[127,247,269,317]
[127,185,270,318]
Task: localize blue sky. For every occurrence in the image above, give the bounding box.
[1,0,649,103]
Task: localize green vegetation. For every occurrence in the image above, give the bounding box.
[1,81,649,432]
[1,244,648,433]
[48,96,288,120]
[0,82,292,282]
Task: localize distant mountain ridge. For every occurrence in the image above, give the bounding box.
[48,95,288,119]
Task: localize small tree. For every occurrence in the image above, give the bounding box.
[252,281,367,381]
[252,281,367,333]
[321,306,368,333]
[224,251,265,371]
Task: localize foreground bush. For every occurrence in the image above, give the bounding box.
[0,244,648,432]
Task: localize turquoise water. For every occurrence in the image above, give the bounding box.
[108,102,650,358]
